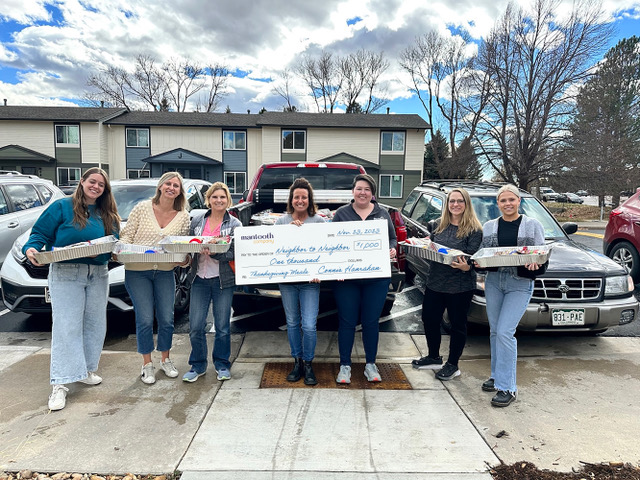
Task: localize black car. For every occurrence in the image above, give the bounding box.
[400,180,637,333]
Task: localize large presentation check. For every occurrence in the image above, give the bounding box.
[234,219,391,285]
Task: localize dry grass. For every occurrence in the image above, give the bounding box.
[546,202,612,222]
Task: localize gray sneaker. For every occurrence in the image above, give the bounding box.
[141,362,156,384]
[336,365,351,384]
[216,368,231,381]
[160,358,179,378]
[48,385,69,411]
[364,363,382,382]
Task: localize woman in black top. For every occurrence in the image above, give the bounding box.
[412,188,483,381]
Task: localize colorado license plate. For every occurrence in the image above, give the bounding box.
[44,287,51,303]
[551,308,585,326]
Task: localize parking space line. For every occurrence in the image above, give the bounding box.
[575,231,604,239]
[231,306,282,322]
[0,309,10,317]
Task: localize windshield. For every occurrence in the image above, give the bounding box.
[470,196,567,240]
[112,184,156,221]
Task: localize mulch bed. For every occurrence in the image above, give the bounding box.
[490,461,640,480]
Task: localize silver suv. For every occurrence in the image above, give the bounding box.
[0,172,66,268]
[1,177,211,314]
[401,180,638,333]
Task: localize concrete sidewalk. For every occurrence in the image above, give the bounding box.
[1,330,639,478]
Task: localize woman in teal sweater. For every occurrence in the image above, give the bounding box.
[24,167,120,411]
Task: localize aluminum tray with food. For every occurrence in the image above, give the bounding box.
[158,236,231,254]
[471,245,551,268]
[400,238,468,265]
[112,243,187,264]
[33,235,118,264]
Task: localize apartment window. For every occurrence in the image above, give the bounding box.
[57,167,81,186]
[126,128,149,147]
[282,130,305,151]
[224,172,247,194]
[55,125,80,147]
[127,169,151,179]
[223,131,246,150]
[381,131,405,153]
[379,174,403,198]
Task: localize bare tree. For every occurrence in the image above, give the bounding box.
[86,65,136,110]
[161,58,206,112]
[130,54,166,110]
[194,62,229,112]
[341,49,390,113]
[272,68,298,111]
[296,51,344,112]
[472,0,613,189]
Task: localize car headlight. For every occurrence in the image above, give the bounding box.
[604,275,634,297]
[11,239,26,263]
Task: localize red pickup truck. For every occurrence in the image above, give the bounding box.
[229,162,406,315]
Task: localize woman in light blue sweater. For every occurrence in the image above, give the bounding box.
[24,167,120,411]
[477,184,546,407]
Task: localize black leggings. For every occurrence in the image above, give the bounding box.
[421,287,474,367]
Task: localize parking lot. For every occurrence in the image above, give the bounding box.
[2,225,639,339]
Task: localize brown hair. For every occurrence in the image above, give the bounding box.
[72,167,120,235]
[205,182,233,209]
[435,188,482,238]
[286,177,317,216]
[152,171,186,211]
[352,173,377,196]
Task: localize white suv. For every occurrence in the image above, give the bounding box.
[0,172,65,268]
[1,177,211,314]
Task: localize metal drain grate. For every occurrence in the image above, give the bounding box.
[260,362,412,390]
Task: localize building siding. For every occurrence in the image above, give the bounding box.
[307,128,380,165]
[261,127,281,165]
[107,125,127,180]
[126,147,151,170]
[150,126,219,160]
[80,123,100,164]
[55,147,81,164]
[379,154,405,170]
[405,130,426,171]
[223,150,246,172]
[247,129,262,180]
[0,121,55,157]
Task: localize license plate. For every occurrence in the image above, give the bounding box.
[551,308,585,326]
[44,287,51,303]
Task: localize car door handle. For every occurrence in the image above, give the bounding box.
[8,221,19,228]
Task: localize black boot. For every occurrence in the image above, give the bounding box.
[286,358,303,382]
[303,360,318,386]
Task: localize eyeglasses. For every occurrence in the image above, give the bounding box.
[448,199,465,204]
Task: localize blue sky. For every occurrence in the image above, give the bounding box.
[0,0,639,132]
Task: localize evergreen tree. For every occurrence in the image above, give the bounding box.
[423,130,450,180]
[567,36,640,204]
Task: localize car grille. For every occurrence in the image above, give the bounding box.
[533,278,602,301]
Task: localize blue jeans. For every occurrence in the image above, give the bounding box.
[48,263,108,385]
[485,270,534,393]
[279,282,320,361]
[188,276,234,372]
[125,269,176,355]
[333,277,390,365]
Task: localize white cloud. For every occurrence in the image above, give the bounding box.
[0,0,638,110]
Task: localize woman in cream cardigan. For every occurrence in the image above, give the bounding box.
[119,172,190,384]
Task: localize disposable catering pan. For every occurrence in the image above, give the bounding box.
[471,245,551,268]
[158,236,231,254]
[400,240,468,265]
[112,243,187,264]
[33,235,117,265]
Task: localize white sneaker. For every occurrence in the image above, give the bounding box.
[48,385,69,411]
[141,362,156,384]
[364,363,382,382]
[160,358,179,378]
[336,365,351,384]
[79,371,102,385]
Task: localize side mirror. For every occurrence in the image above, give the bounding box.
[561,222,578,235]
[242,189,249,202]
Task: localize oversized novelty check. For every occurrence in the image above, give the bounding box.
[234,219,391,285]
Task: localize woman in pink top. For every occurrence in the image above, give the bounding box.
[182,182,242,383]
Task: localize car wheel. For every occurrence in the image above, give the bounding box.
[174,266,191,314]
[609,241,640,281]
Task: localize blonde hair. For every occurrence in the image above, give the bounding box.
[205,182,233,209]
[152,171,186,211]
[497,184,521,199]
[435,188,482,238]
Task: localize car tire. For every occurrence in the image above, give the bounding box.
[609,241,640,281]
[174,266,191,314]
